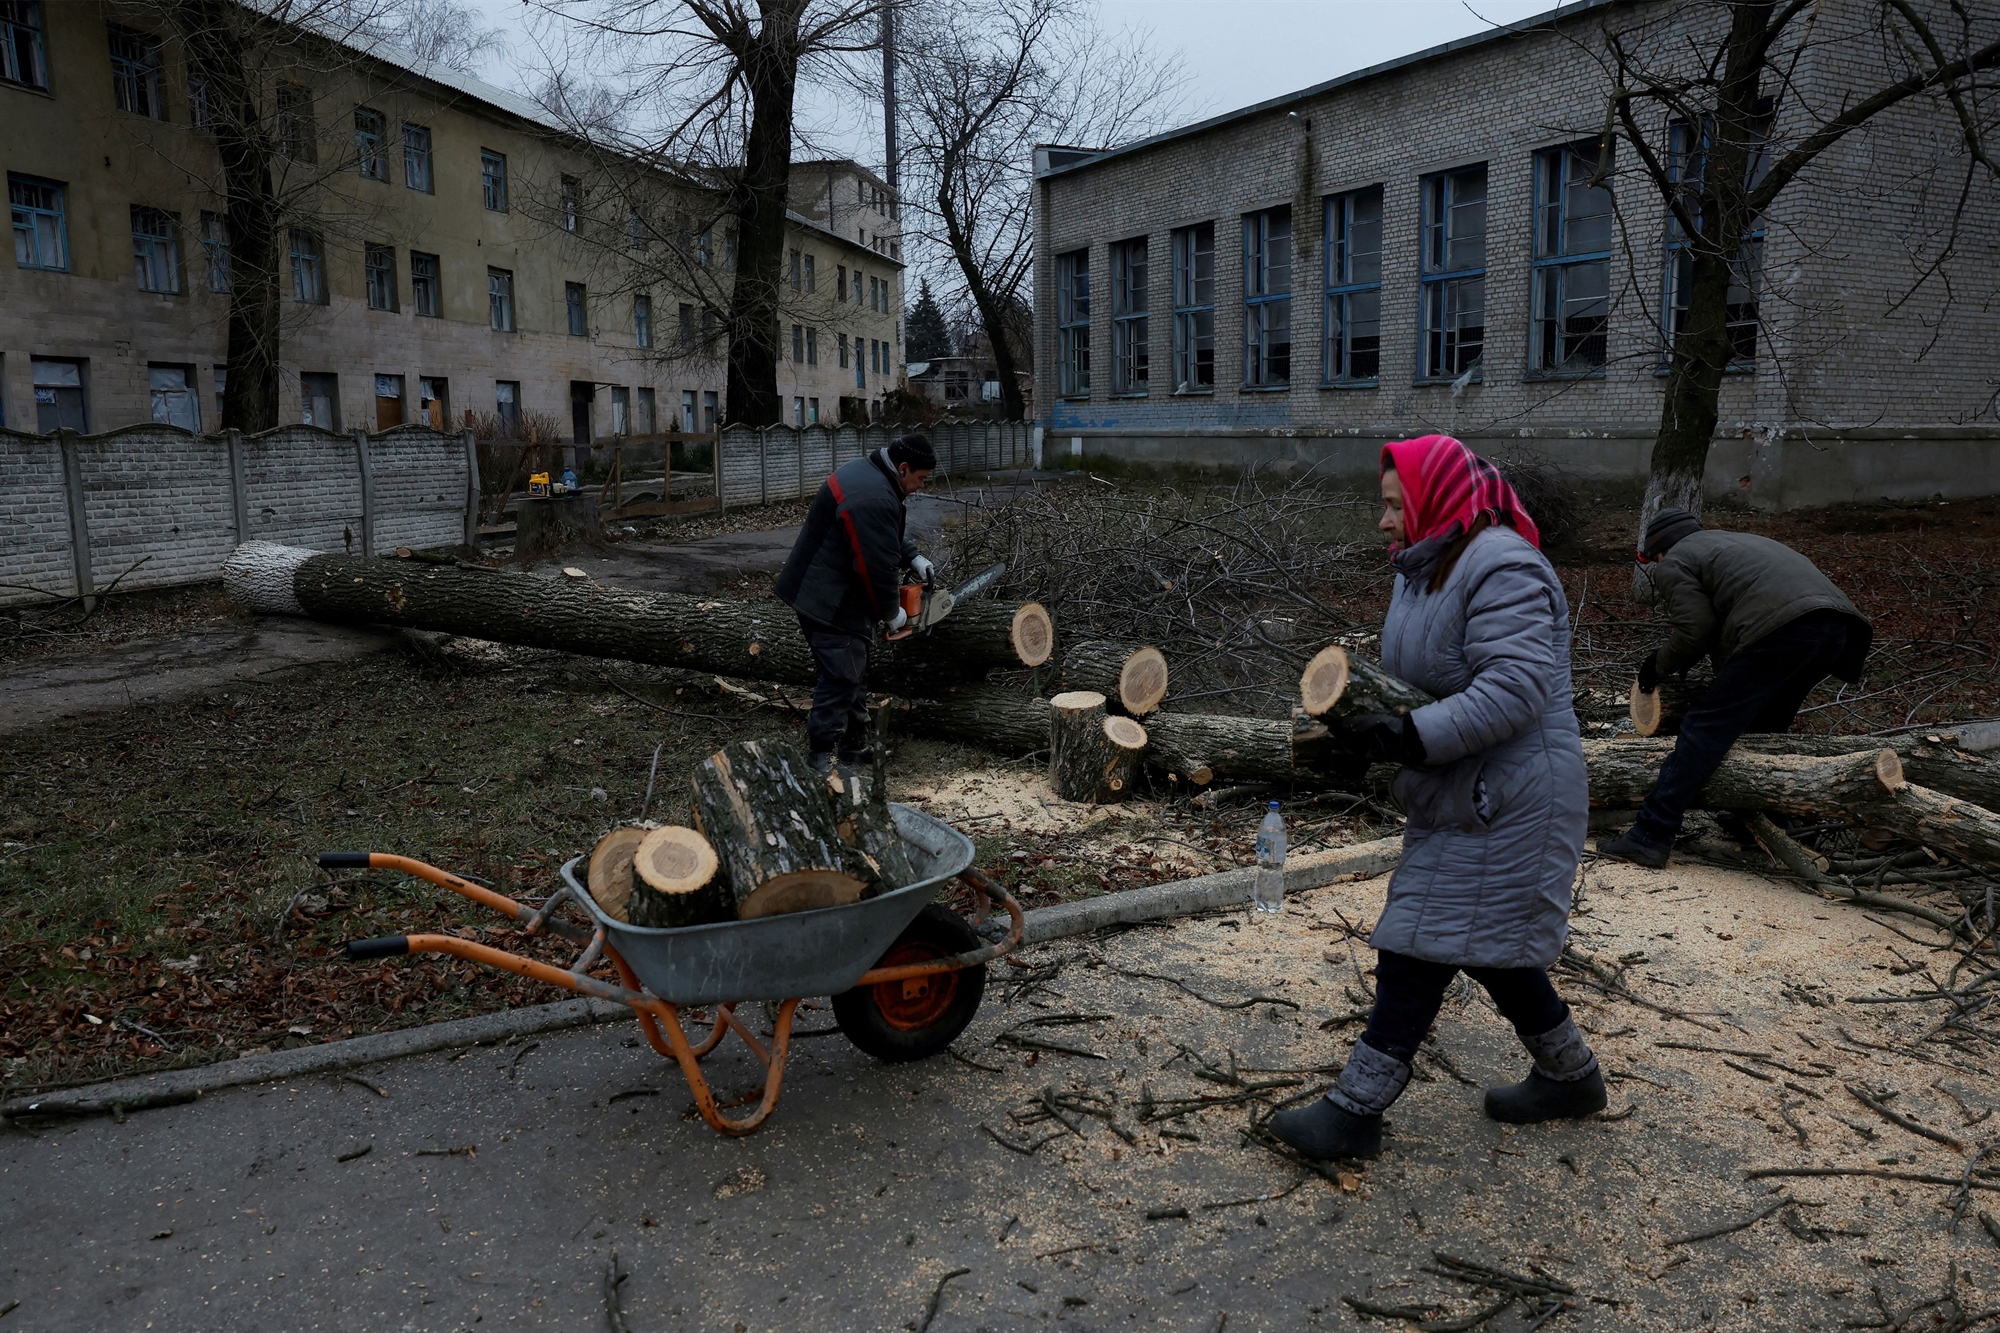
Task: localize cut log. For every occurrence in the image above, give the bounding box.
[1734,733,2000,813]
[585,827,647,923]
[1584,738,1905,815]
[1059,640,1169,716]
[824,766,918,891]
[1098,716,1149,802]
[628,826,731,928]
[1629,676,1710,737]
[1145,711,1297,787]
[687,738,867,919]
[220,543,1051,692]
[890,685,1053,756]
[1048,691,1111,801]
[1299,645,1435,724]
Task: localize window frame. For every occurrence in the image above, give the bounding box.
[1528,142,1614,378]
[1169,221,1215,394]
[565,281,588,337]
[402,123,433,193]
[364,242,398,312]
[130,205,183,294]
[1418,164,1488,383]
[1241,205,1293,390]
[560,175,581,232]
[10,172,68,272]
[200,210,230,292]
[354,107,388,181]
[409,250,440,317]
[1,2,48,92]
[633,293,651,348]
[1661,112,1768,372]
[276,82,316,162]
[487,266,514,332]
[149,362,200,431]
[1109,236,1148,397]
[108,24,163,119]
[288,228,326,305]
[480,149,508,212]
[1322,187,1383,386]
[1055,247,1090,399]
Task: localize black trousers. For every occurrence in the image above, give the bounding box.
[1632,609,1855,848]
[801,618,871,757]
[1358,950,1569,1064]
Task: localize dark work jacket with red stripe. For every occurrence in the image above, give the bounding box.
[776,450,918,636]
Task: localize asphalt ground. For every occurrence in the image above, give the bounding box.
[6,858,1993,1332]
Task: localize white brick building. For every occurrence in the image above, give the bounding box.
[1032,0,2000,508]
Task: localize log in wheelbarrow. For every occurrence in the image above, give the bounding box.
[325,805,1021,1136]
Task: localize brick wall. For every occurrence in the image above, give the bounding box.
[0,424,470,607]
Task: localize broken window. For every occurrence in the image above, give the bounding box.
[355,108,388,181]
[1056,248,1090,398]
[1170,222,1214,392]
[1420,164,1486,380]
[108,25,163,119]
[289,229,325,304]
[487,267,514,330]
[1663,110,1769,368]
[1531,143,1612,375]
[276,83,316,161]
[1110,237,1147,396]
[1,2,48,91]
[1242,206,1291,388]
[402,123,433,193]
[480,149,507,211]
[1323,187,1382,384]
[364,242,396,311]
[561,175,581,231]
[410,251,439,317]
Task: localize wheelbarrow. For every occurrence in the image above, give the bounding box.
[325,805,1022,1136]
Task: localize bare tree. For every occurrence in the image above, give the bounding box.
[1587,0,2000,548]
[528,0,888,427]
[893,0,1184,420]
[360,0,506,73]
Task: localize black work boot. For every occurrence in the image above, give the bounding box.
[808,750,836,775]
[1267,1040,1410,1161]
[1596,828,1669,869]
[1485,1016,1608,1124]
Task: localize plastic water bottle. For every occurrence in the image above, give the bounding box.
[1253,801,1287,915]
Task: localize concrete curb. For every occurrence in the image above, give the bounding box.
[1021,836,1403,943]
[4,838,1403,1120]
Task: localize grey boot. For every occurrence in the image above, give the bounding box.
[1484,1016,1607,1123]
[1266,1040,1412,1161]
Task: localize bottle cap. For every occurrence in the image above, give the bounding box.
[1268,800,1280,809]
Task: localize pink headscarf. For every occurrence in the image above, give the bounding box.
[1380,435,1540,552]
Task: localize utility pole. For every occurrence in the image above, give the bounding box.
[880,1,898,193]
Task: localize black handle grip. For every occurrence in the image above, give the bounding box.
[345,936,409,961]
[319,851,372,869]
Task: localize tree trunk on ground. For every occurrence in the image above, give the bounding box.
[1299,645,1435,725]
[1584,739,1904,815]
[629,826,729,927]
[890,685,1051,755]
[687,739,867,917]
[1145,711,1297,787]
[223,545,1048,691]
[1060,640,1169,716]
[1733,733,2000,812]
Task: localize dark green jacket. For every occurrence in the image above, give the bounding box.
[1648,530,1871,681]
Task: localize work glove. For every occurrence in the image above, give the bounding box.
[1345,713,1425,765]
[1636,651,1662,693]
[886,606,909,632]
[910,554,935,583]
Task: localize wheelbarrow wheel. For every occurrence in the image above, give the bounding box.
[833,905,987,1062]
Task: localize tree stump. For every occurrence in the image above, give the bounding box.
[629,826,730,927]
[1629,675,1711,737]
[514,495,602,560]
[1048,691,1111,801]
[1096,715,1149,802]
[1299,645,1435,723]
[688,738,867,918]
[585,827,648,923]
[1060,640,1169,716]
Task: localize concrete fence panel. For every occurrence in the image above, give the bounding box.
[75,425,236,593]
[0,432,78,605]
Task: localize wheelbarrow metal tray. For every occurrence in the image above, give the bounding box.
[563,804,975,1005]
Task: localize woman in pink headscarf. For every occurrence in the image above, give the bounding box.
[1269,436,1597,1161]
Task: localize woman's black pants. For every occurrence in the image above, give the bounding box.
[1358,950,1569,1064]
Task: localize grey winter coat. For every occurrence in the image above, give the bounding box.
[1369,525,1588,970]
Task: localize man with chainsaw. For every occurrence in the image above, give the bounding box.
[1597,508,1872,869]
[776,433,937,775]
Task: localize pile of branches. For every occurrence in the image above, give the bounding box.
[941,471,1380,713]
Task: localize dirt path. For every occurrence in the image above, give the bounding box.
[5,855,1991,1331]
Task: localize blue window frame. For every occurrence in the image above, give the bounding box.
[1055,248,1090,397]
[1110,236,1148,395]
[1663,113,1768,369]
[9,172,67,270]
[1241,206,1291,388]
[1,1,48,90]
[480,149,508,212]
[1169,221,1215,392]
[1530,142,1613,375]
[1322,187,1382,384]
[1419,165,1487,381]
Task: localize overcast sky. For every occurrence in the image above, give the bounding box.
[458,0,1561,168]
